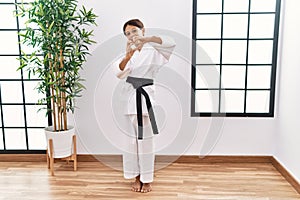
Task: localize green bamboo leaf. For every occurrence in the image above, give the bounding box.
[48,21,55,33]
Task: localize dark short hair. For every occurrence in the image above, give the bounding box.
[123,19,144,35]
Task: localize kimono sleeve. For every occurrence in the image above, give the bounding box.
[149,35,176,61]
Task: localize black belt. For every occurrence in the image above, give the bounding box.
[126,76,159,140]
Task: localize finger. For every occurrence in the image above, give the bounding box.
[127,40,133,46]
[135,36,144,42]
[135,42,143,49]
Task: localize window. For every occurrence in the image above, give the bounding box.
[192,0,281,117]
[0,1,47,153]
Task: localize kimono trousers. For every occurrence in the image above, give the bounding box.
[113,35,176,183]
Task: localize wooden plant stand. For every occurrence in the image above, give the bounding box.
[46,135,77,176]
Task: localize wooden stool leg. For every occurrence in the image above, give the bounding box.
[46,149,50,169]
[73,135,77,171]
[49,139,54,176]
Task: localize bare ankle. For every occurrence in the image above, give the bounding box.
[141,182,152,193]
[131,175,142,192]
[135,175,140,181]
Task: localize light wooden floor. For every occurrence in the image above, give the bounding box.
[0,161,299,200]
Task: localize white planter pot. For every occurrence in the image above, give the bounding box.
[45,126,75,158]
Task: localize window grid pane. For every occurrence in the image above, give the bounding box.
[197,0,222,13]
[197,15,222,38]
[222,40,247,64]
[2,105,25,127]
[223,0,249,12]
[246,90,270,113]
[221,90,245,113]
[195,90,219,113]
[250,0,277,12]
[196,65,220,89]
[223,14,248,38]
[0,31,19,55]
[193,0,281,117]
[247,66,272,89]
[221,65,246,89]
[4,129,27,150]
[0,5,17,29]
[196,40,221,64]
[249,14,275,38]
[0,81,23,103]
[0,56,21,79]
[0,130,3,150]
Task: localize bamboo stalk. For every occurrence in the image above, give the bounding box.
[55,52,61,132]
[51,86,57,131]
[60,47,68,131]
[48,53,57,132]
[61,86,67,130]
[57,88,61,131]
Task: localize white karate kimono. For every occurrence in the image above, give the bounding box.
[113,35,176,183]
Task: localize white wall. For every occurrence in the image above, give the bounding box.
[275,0,300,183]
[74,0,275,156]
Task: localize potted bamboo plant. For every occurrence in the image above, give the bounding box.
[16,0,97,170]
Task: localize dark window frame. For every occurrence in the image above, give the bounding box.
[191,0,282,117]
[0,1,46,154]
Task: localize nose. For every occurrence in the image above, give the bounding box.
[128,34,134,40]
[129,34,138,41]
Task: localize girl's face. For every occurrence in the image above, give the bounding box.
[124,25,144,41]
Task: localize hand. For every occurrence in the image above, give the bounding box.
[132,36,149,50]
[125,40,136,59]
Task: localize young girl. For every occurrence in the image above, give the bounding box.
[113,19,176,193]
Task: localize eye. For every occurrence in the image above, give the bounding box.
[125,32,130,36]
[132,29,138,33]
